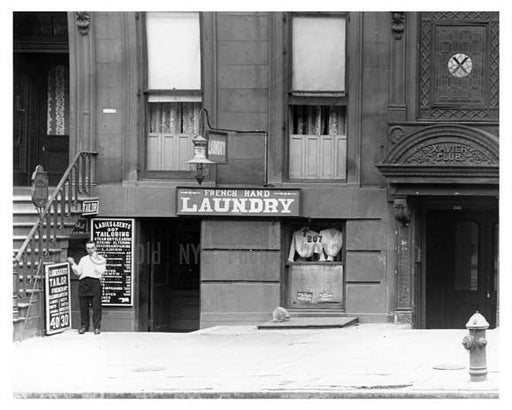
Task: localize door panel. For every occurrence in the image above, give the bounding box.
[170,222,200,332]
[13,53,69,186]
[149,219,200,332]
[426,209,497,328]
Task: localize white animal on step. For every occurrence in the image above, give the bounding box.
[272,306,290,322]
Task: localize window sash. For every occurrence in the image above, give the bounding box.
[292,16,346,92]
[289,104,347,180]
[146,12,201,91]
[147,102,201,171]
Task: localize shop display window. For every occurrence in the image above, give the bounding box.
[285,221,345,309]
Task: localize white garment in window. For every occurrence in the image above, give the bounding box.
[288,227,323,262]
[319,228,343,261]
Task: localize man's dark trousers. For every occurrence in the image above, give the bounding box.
[78,277,102,330]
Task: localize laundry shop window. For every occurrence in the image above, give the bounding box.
[288,14,347,181]
[144,12,202,173]
[285,220,345,309]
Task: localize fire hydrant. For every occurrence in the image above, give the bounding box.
[461,311,489,382]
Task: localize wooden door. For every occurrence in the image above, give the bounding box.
[149,220,200,332]
[426,209,498,328]
[150,221,173,332]
[170,222,200,332]
[13,53,69,186]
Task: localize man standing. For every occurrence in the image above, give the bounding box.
[68,241,106,334]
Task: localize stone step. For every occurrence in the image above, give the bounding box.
[13,258,47,269]
[13,194,98,204]
[13,221,76,236]
[12,205,83,215]
[12,213,82,224]
[14,274,44,281]
[13,249,65,263]
[18,289,43,295]
[16,293,43,305]
[257,316,358,330]
[287,308,346,317]
[13,246,64,254]
[16,302,31,310]
[12,195,97,215]
[13,236,69,250]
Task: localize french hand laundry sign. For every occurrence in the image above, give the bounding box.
[177,188,301,216]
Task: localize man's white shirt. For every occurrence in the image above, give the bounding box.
[71,255,106,280]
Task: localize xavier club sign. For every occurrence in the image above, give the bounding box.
[177,188,301,216]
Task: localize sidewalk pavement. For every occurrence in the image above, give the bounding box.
[12,323,499,399]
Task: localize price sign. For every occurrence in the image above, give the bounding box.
[45,262,72,335]
[91,218,135,306]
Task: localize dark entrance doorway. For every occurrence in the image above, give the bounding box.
[145,219,201,332]
[13,12,70,186]
[425,205,498,329]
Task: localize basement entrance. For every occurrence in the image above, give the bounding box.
[144,219,201,332]
[424,202,498,329]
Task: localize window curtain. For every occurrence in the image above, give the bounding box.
[47,64,69,136]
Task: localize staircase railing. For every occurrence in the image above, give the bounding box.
[13,151,97,310]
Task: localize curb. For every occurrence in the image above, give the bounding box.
[14,390,499,399]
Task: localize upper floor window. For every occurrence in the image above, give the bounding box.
[288,14,347,180]
[145,12,201,172]
[292,16,346,93]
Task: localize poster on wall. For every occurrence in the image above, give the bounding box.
[44,262,72,335]
[91,218,135,306]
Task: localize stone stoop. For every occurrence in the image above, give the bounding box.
[12,188,97,341]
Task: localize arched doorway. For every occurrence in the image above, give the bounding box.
[377,124,499,328]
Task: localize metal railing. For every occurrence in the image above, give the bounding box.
[13,151,97,306]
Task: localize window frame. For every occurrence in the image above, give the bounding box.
[285,12,350,182]
[140,11,204,179]
[283,218,347,310]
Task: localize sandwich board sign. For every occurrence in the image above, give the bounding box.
[44,262,72,335]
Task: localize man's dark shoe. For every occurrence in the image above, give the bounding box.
[78,328,87,334]
[94,329,101,335]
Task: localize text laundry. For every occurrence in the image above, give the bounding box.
[180,197,295,214]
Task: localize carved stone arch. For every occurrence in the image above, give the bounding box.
[377,124,499,184]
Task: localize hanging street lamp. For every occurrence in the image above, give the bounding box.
[186,133,216,185]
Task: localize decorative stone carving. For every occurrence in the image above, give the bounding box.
[404,143,494,166]
[395,223,412,322]
[377,124,499,184]
[389,126,405,145]
[419,12,499,120]
[75,12,90,36]
[391,12,406,39]
[381,125,498,166]
[393,198,410,226]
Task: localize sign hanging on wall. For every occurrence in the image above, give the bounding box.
[82,199,99,215]
[207,130,228,164]
[45,262,72,335]
[91,218,135,306]
[177,187,301,216]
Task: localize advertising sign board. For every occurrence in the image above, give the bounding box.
[177,187,301,217]
[45,262,72,335]
[91,218,135,306]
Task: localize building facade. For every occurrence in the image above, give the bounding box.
[13,11,499,338]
